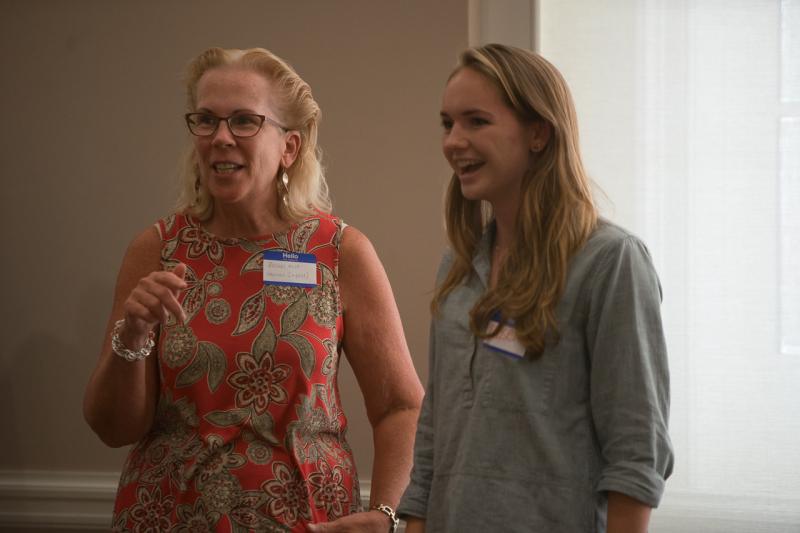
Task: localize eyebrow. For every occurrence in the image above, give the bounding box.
[195,107,260,115]
[440,109,494,119]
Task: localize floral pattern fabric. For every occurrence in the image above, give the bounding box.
[113,213,360,532]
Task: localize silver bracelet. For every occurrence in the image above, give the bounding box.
[111,319,155,362]
[370,504,399,533]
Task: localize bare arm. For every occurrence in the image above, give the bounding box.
[607,492,652,533]
[403,517,426,532]
[308,227,423,532]
[82,226,187,447]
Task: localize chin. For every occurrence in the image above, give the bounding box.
[458,182,488,202]
[207,181,245,200]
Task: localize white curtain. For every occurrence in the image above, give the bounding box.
[537,1,800,531]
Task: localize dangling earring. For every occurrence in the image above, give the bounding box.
[278,169,290,208]
[193,174,201,206]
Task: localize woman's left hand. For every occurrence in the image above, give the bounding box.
[306,510,391,532]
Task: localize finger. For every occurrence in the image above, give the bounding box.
[147,271,187,322]
[164,291,187,323]
[160,293,186,324]
[122,301,159,333]
[130,285,171,321]
[132,286,183,325]
[172,262,187,281]
[306,516,358,533]
[140,279,184,312]
[126,290,163,324]
[149,287,186,324]
[147,270,188,292]
[142,281,186,322]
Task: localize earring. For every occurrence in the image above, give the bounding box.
[193,175,201,206]
[278,170,290,208]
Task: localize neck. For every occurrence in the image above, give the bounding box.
[491,196,519,251]
[207,195,288,239]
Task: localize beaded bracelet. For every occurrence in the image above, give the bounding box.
[111,319,155,362]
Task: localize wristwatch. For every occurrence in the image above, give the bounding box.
[370,504,399,533]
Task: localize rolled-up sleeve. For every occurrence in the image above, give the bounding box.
[587,235,674,507]
[397,320,436,519]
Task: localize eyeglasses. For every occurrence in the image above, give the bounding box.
[184,112,288,138]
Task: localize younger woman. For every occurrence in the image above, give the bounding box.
[398,44,673,533]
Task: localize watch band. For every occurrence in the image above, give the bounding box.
[370,503,399,533]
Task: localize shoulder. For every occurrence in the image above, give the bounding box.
[125,212,183,270]
[562,219,660,299]
[127,224,162,258]
[575,218,654,272]
[573,219,662,301]
[340,224,375,265]
[154,212,191,241]
[304,211,342,231]
[297,211,343,246]
[338,225,392,311]
[338,225,391,283]
[113,225,164,292]
[587,218,642,250]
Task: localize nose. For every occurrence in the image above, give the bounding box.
[442,124,468,153]
[211,119,236,147]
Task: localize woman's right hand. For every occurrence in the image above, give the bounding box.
[84,227,184,447]
[119,262,188,344]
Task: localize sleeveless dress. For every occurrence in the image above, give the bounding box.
[112,212,361,533]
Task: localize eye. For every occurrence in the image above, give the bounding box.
[440,118,453,131]
[230,114,262,127]
[194,113,218,126]
[470,116,489,127]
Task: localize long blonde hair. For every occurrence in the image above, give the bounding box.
[433,44,598,357]
[176,47,331,222]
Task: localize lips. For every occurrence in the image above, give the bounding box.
[212,162,245,174]
[453,158,485,176]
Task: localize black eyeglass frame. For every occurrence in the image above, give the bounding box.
[184,112,289,138]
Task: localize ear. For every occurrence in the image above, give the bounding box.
[281,130,302,169]
[529,120,552,152]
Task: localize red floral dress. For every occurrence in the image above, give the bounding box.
[112,212,360,532]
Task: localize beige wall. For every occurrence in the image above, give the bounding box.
[0,0,467,481]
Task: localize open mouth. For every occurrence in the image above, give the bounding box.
[213,162,244,174]
[456,160,485,175]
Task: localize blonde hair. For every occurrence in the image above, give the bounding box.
[433,44,598,357]
[176,47,331,222]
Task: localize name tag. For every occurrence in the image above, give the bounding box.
[263,250,318,288]
[483,316,526,360]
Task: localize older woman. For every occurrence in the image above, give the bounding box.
[83,47,423,533]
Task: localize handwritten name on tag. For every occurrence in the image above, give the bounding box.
[263,250,318,288]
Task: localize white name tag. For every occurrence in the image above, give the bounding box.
[483,318,526,360]
[263,250,318,288]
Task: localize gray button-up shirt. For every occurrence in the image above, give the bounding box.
[398,219,674,532]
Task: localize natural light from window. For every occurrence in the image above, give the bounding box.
[539,1,800,531]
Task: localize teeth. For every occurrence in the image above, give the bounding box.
[214,163,240,172]
[456,160,482,171]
